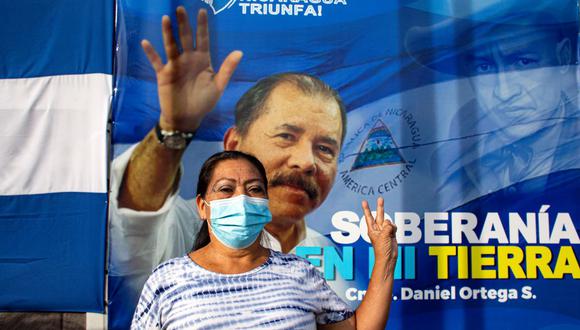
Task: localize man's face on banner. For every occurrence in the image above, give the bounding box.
[237,83,343,224]
[464,27,571,139]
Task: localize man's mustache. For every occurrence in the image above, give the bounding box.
[269,172,319,200]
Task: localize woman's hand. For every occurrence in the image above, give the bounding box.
[323,198,398,330]
[141,7,242,132]
[362,197,398,278]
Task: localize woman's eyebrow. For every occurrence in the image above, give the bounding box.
[212,177,264,186]
[211,178,236,186]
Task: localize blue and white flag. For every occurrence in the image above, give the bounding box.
[0,1,112,312]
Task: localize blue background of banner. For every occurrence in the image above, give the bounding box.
[111,0,579,329]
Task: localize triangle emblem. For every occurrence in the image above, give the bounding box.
[351,119,406,171]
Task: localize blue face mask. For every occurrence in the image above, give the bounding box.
[205,195,272,249]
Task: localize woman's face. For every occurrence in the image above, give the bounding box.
[197,158,267,221]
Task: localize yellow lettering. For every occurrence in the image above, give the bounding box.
[553,246,580,279]
[458,246,469,279]
[472,246,496,279]
[526,246,554,278]
[429,246,456,279]
[497,246,526,279]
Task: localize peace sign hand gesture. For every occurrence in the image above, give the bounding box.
[349,198,398,330]
[141,7,242,132]
[362,197,398,277]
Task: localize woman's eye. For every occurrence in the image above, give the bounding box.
[217,186,234,193]
[248,186,265,194]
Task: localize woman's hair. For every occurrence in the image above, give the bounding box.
[192,151,268,250]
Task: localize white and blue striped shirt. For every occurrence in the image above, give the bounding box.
[132,250,354,329]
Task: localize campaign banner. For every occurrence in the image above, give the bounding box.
[110,0,579,329]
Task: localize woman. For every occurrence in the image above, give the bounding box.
[132,151,398,329]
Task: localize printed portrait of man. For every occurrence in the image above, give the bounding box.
[406,4,579,209]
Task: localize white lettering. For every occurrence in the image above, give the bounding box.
[480,212,508,243]
[551,212,580,243]
[330,207,578,245]
[425,212,449,244]
[304,4,317,16]
[451,212,479,244]
[395,212,421,244]
[508,212,537,244]
[330,211,360,244]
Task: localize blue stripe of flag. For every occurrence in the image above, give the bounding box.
[0,1,113,79]
[0,192,107,312]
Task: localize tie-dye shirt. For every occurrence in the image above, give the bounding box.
[132,250,354,329]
